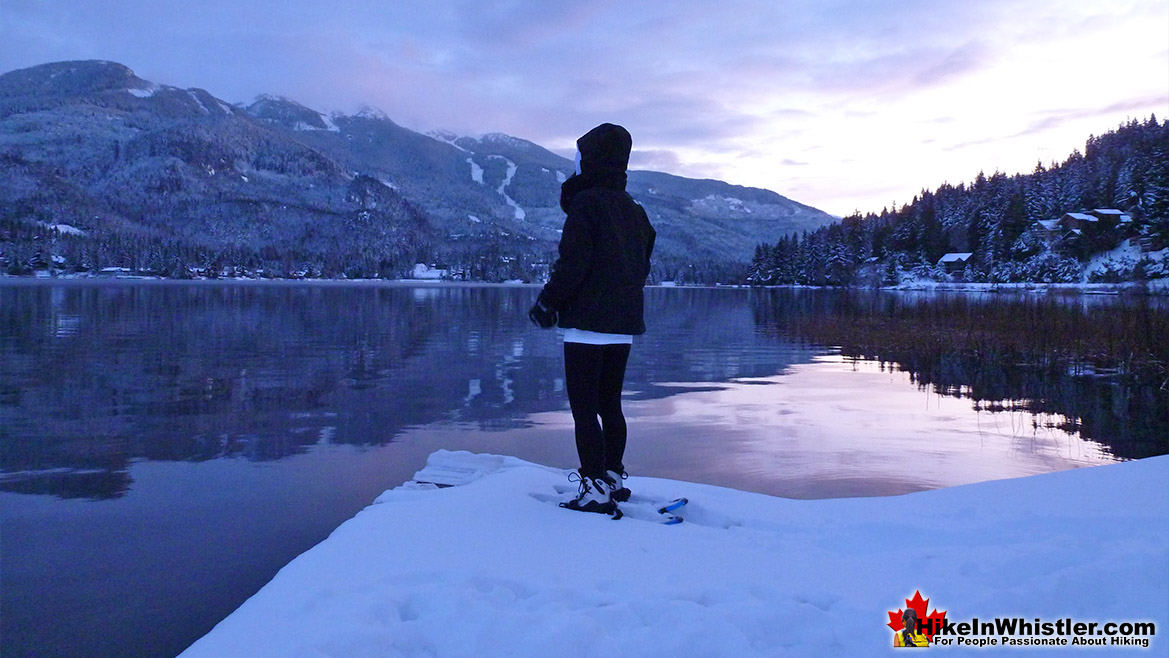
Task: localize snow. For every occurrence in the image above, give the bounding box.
[887,278,1169,295]
[40,222,86,236]
[480,133,530,151]
[187,90,210,115]
[126,86,157,98]
[939,252,974,263]
[411,263,447,280]
[467,157,484,184]
[180,451,1167,658]
[355,107,389,121]
[488,155,526,220]
[698,194,752,213]
[293,116,340,132]
[430,131,469,152]
[1084,239,1169,280]
[1085,239,1144,276]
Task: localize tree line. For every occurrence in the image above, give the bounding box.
[748,116,1169,286]
[4,117,1165,285]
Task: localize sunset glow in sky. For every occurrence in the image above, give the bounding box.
[2,0,1166,216]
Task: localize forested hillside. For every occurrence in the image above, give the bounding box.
[0,60,836,283]
[748,116,1169,286]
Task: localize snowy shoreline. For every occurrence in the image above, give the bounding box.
[2,274,1167,296]
[179,451,1168,657]
[881,279,1169,296]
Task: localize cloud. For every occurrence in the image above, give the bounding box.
[1013,96,1169,138]
[943,95,1168,153]
[630,149,683,171]
[1,0,1164,216]
[914,41,991,86]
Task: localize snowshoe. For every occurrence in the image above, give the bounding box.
[559,472,619,516]
[606,469,631,503]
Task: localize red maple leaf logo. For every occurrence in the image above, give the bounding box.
[887,590,947,642]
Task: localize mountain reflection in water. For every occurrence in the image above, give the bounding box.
[0,281,1164,502]
[3,281,1165,658]
[0,282,809,499]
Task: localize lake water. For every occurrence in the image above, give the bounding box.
[1,280,1165,658]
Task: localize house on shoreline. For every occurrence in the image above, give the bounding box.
[937,252,974,274]
[1061,209,1132,232]
[1027,208,1135,253]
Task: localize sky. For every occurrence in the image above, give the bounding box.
[2,0,1166,217]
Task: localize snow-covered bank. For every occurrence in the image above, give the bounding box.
[3,269,1168,295]
[182,453,1169,658]
[180,452,1167,657]
[885,279,1169,296]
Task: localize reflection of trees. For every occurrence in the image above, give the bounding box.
[750,288,1169,459]
[1,283,822,500]
[8,283,1165,499]
[0,283,554,499]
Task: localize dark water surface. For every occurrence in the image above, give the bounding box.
[1,280,1164,658]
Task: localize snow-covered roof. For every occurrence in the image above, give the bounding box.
[1086,209,1134,223]
[1064,212,1097,222]
[938,252,974,263]
[1037,219,1061,230]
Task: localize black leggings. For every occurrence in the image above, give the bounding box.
[564,341,631,479]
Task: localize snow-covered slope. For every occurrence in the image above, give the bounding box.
[180,451,1167,657]
[1,60,842,276]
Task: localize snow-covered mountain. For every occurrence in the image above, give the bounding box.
[0,60,838,280]
[245,94,339,133]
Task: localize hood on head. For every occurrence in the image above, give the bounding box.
[576,123,631,174]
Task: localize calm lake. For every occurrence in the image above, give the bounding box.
[1,280,1166,658]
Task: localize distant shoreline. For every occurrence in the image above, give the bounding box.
[2,273,1166,295]
[0,274,540,288]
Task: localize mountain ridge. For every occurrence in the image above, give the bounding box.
[0,60,838,281]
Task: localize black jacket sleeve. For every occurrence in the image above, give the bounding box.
[538,199,594,312]
[644,220,656,273]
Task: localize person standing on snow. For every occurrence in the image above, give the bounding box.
[528,122,656,515]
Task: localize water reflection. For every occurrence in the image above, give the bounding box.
[8,281,1164,658]
[614,356,1118,499]
[748,287,1169,462]
[2,282,1165,502]
[0,282,815,499]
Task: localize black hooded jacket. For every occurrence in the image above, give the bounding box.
[537,123,656,335]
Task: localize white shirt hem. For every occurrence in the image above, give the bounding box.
[562,328,633,345]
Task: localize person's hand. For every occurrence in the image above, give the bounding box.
[528,301,557,329]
